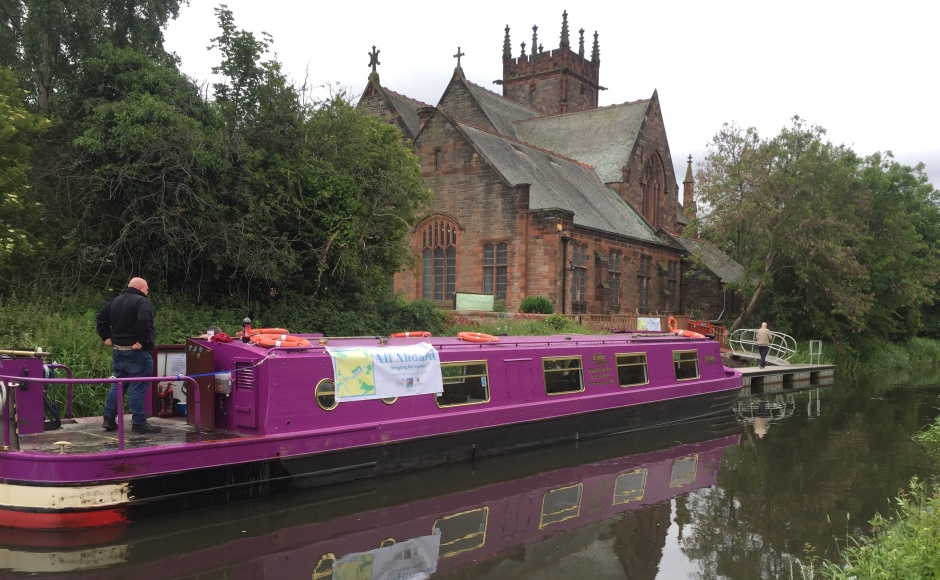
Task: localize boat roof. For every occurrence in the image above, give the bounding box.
[230,332,705,353]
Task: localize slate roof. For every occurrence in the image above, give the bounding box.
[382,87,430,139]
[514,100,650,183]
[457,122,660,244]
[462,80,540,139]
[669,235,744,283]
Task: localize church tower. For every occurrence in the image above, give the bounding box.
[499,11,602,115]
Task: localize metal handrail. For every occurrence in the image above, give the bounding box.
[0,373,202,451]
[45,363,75,419]
[727,329,796,365]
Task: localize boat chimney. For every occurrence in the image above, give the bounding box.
[242,317,252,343]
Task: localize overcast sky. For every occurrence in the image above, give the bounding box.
[164,1,939,188]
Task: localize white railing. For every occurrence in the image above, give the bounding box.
[727,328,796,366]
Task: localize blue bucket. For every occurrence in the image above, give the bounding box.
[178,403,187,417]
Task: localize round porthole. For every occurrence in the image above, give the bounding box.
[316,379,338,411]
[382,397,398,405]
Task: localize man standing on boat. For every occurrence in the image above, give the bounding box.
[95,277,161,434]
[755,322,772,369]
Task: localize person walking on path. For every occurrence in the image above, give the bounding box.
[755,322,772,369]
[96,277,161,434]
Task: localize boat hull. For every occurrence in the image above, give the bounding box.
[1,386,738,530]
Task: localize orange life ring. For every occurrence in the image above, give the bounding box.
[457,332,499,343]
[390,331,432,338]
[238,327,290,338]
[667,316,678,333]
[250,334,311,348]
[675,329,706,339]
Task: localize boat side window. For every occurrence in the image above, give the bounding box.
[673,350,700,381]
[436,361,490,407]
[542,356,584,395]
[433,507,489,558]
[670,454,699,488]
[616,352,649,387]
[539,483,583,528]
[316,379,338,411]
[613,468,648,505]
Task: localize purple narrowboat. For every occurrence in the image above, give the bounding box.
[0,331,741,531]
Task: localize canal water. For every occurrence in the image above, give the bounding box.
[3,369,940,579]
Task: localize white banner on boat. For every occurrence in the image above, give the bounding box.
[326,343,444,401]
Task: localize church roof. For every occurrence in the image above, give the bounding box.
[382,87,430,139]
[463,80,540,139]
[514,100,650,183]
[668,235,744,284]
[457,122,660,244]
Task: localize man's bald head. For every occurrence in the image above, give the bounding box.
[128,277,149,295]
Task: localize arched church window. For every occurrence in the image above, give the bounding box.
[420,218,458,302]
[641,152,665,228]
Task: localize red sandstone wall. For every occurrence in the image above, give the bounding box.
[501,48,599,115]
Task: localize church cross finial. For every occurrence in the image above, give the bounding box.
[368,46,380,74]
[454,46,465,67]
[578,28,585,57]
[520,41,526,58]
[503,25,512,59]
[560,11,569,48]
[591,31,600,64]
[532,25,538,56]
[687,154,693,164]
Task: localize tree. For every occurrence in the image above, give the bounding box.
[35,46,228,293]
[206,7,430,306]
[3,0,182,113]
[0,65,48,287]
[696,117,867,340]
[697,117,940,346]
[855,154,940,342]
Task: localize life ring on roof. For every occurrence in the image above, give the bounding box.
[457,332,499,343]
[238,327,290,338]
[674,329,706,339]
[250,334,311,348]
[390,331,432,338]
[667,316,678,333]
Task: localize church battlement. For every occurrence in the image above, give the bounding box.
[499,12,601,115]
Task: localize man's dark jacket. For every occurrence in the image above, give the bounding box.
[95,288,155,351]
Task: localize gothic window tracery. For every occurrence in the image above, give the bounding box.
[641,152,665,228]
[420,218,458,302]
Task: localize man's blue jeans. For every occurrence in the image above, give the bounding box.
[104,349,153,426]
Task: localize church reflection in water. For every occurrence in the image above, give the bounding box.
[1,414,741,579]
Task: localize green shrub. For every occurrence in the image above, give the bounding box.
[545,313,570,331]
[519,296,554,314]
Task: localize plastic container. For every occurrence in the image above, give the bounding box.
[178,403,187,417]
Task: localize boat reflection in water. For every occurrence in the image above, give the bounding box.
[0,414,741,578]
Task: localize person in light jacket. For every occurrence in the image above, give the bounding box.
[755,322,772,369]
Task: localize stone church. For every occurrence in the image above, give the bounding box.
[359,12,741,319]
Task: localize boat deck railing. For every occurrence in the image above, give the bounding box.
[1,372,202,452]
[727,329,796,366]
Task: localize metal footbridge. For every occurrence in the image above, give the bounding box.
[727,328,796,366]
